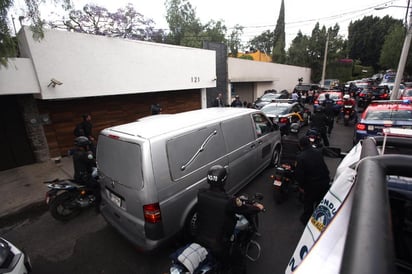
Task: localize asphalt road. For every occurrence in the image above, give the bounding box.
[0,116,355,274]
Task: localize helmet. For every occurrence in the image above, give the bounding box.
[325,93,330,99]
[74,136,91,148]
[314,105,324,113]
[290,123,300,134]
[343,94,350,100]
[207,165,227,188]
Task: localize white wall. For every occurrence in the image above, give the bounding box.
[16,27,217,100]
[0,58,40,95]
[228,58,311,97]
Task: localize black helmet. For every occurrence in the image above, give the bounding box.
[290,123,300,134]
[207,165,227,188]
[314,105,324,113]
[74,136,91,148]
[325,93,330,99]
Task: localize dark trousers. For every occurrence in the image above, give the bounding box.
[300,183,329,224]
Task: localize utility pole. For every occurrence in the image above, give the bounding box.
[391,9,412,99]
[321,33,329,88]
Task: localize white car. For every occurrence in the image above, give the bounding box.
[286,128,412,274]
[0,237,32,274]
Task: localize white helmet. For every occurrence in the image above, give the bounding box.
[343,94,350,100]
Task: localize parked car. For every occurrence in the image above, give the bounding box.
[319,79,339,90]
[401,88,412,101]
[260,100,311,135]
[253,91,289,109]
[357,85,390,108]
[287,129,412,274]
[0,237,32,274]
[353,100,412,144]
[313,91,343,115]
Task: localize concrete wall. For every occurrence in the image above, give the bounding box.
[15,27,216,100]
[0,58,39,95]
[228,57,311,98]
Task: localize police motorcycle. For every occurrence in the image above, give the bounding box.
[272,123,300,204]
[44,137,99,222]
[169,193,265,273]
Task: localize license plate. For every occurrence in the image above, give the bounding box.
[108,191,122,207]
[274,179,282,187]
[344,114,349,119]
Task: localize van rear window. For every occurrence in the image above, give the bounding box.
[97,135,143,189]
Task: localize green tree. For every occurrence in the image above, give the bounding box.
[165,0,226,48]
[286,31,310,67]
[348,15,403,70]
[1,0,72,66]
[248,30,274,55]
[272,0,285,64]
[227,24,244,57]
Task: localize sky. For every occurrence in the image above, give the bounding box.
[9,0,410,48]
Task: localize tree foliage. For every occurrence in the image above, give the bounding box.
[227,25,244,57]
[248,30,274,55]
[48,3,165,42]
[272,0,285,64]
[165,0,226,48]
[347,15,403,70]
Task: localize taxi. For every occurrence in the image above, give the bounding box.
[353,100,412,144]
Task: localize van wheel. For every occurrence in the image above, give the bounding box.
[270,146,281,167]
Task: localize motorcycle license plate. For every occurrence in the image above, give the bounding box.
[344,114,350,119]
[274,179,282,187]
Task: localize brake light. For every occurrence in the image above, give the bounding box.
[143,203,162,223]
[314,100,319,105]
[337,100,343,105]
[279,117,289,123]
[356,123,366,130]
[108,134,120,140]
[380,93,389,99]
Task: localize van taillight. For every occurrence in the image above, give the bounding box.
[356,123,366,130]
[143,203,161,223]
[108,134,120,139]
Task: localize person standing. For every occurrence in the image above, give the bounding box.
[295,136,330,225]
[231,95,243,107]
[213,93,224,107]
[74,113,95,156]
[310,106,329,147]
[322,93,335,136]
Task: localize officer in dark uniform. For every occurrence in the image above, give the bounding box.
[310,106,329,146]
[72,136,101,212]
[196,165,264,270]
[322,93,335,135]
[295,136,330,225]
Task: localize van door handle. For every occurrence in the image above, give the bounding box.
[251,144,256,149]
[257,140,263,145]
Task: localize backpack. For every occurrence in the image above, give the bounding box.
[73,123,85,137]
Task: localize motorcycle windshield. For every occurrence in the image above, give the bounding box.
[97,135,143,190]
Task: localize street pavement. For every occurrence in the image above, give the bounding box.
[0,156,74,224]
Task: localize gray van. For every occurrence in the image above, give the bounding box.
[96,107,281,251]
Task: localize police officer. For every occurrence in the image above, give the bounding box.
[310,106,329,147]
[72,136,101,212]
[322,93,335,135]
[295,136,330,225]
[196,165,264,270]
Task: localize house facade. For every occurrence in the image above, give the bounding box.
[0,27,310,171]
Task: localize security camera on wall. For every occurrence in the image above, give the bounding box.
[48,78,63,87]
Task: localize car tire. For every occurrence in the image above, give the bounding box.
[269,145,281,167]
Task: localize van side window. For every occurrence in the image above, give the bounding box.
[221,115,254,151]
[167,125,226,180]
[252,113,272,138]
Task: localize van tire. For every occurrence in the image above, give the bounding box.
[270,146,281,167]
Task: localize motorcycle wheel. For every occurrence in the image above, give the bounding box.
[49,192,81,221]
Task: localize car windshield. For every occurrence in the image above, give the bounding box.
[318,93,340,100]
[261,93,282,102]
[365,110,412,121]
[261,104,290,115]
[356,83,369,88]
